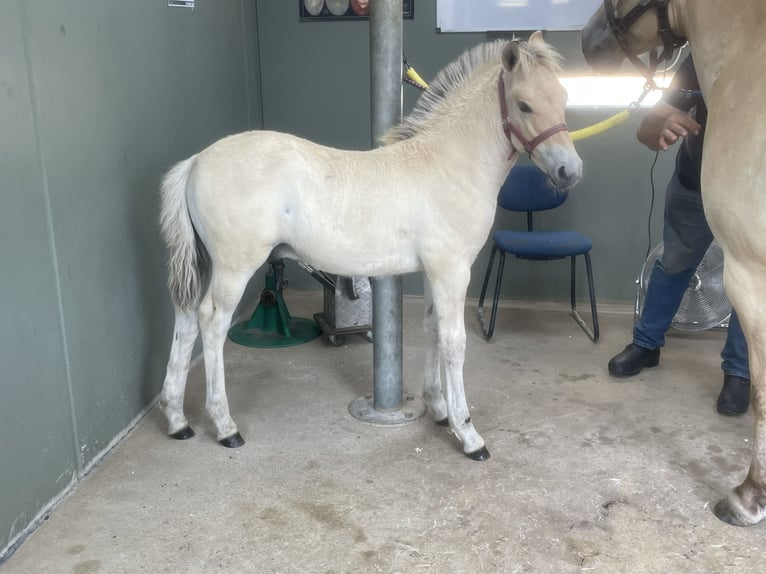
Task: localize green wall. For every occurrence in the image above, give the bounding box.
[0,0,259,558]
[255,0,675,302]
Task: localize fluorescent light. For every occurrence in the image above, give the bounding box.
[560,75,673,108]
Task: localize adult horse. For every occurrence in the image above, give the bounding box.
[158,33,582,461]
[582,0,766,526]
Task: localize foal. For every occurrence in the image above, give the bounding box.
[159,33,581,459]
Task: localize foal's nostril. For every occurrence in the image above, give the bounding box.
[558,165,568,182]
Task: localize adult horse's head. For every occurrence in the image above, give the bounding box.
[500,32,582,190]
[581,0,685,76]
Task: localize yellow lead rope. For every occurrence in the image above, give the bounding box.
[569,110,631,141]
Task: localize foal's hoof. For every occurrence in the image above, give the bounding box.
[466,446,491,461]
[435,417,450,427]
[713,498,750,527]
[170,426,195,440]
[219,432,245,448]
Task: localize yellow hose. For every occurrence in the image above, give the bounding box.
[570,110,631,141]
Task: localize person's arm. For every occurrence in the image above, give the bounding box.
[636,56,701,151]
[637,101,701,151]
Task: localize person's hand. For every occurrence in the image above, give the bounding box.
[637,102,702,151]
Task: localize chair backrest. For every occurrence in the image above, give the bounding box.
[498,164,569,213]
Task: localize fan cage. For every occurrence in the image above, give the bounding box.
[635,241,731,331]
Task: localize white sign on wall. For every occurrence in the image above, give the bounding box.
[436,0,602,32]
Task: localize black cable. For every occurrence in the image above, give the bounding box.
[646,150,660,259]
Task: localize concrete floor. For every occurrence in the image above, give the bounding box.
[3,292,765,574]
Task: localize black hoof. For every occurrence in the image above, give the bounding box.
[713,499,746,527]
[466,446,491,461]
[170,426,195,440]
[435,418,450,427]
[219,432,245,448]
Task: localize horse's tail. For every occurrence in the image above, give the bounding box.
[159,155,209,310]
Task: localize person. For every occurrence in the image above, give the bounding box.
[607,55,751,416]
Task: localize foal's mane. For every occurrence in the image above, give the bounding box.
[382,38,562,145]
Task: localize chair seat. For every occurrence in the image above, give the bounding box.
[493,230,592,259]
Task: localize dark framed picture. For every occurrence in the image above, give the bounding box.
[300,0,414,21]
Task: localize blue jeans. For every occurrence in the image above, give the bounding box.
[633,171,749,379]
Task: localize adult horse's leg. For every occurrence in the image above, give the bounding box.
[160,309,200,439]
[198,265,254,447]
[714,263,766,525]
[429,268,489,460]
[422,279,449,426]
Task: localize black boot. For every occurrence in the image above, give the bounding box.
[716,375,750,416]
[608,343,660,377]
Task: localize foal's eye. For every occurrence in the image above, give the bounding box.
[518,101,533,113]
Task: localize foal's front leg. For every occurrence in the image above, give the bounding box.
[429,273,489,461]
[422,281,449,425]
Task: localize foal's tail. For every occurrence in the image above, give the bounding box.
[159,155,210,310]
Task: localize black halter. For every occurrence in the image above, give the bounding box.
[603,0,686,86]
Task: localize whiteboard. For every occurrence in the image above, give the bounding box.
[436,0,602,32]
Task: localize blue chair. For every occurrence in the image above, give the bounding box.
[477,165,599,342]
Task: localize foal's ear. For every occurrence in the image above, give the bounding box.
[502,40,521,72]
[528,30,544,46]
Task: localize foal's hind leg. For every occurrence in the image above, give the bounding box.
[160,309,200,439]
[429,270,489,461]
[198,266,253,447]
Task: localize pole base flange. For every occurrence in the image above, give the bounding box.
[349,394,426,426]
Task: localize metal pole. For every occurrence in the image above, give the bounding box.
[372,275,403,411]
[369,0,403,150]
[370,0,404,414]
[349,0,424,425]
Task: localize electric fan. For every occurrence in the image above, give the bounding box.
[635,240,731,331]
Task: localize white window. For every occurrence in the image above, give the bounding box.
[437,0,602,32]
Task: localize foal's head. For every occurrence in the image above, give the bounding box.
[500,32,582,189]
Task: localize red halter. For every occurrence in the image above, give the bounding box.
[498,71,569,160]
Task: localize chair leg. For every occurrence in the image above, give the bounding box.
[478,245,497,311]
[487,252,506,340]
[570,255,576,311]
[584,252,599,342]
[477,245,505,341]
[570,254,599,342]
